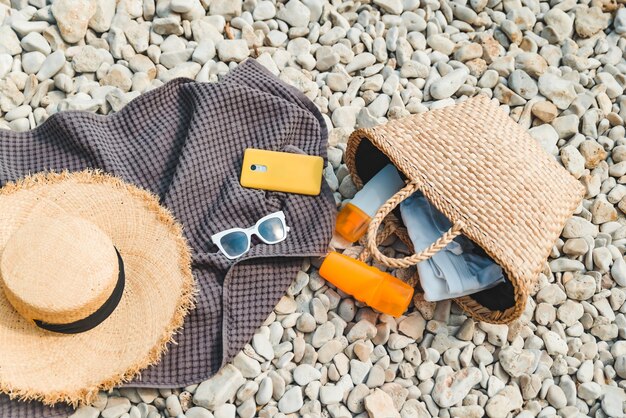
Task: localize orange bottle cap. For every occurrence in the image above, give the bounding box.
[319,252,414,317]
[334,203,371,243]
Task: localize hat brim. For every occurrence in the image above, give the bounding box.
[0,171,195,406]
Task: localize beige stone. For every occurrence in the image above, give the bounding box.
[364,389,400,418]
[532,101,558,123]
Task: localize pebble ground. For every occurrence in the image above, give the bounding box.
[1,0,626,417]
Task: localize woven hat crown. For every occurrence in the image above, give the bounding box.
[0,214,119,325]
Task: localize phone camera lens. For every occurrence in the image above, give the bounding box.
[251,164,257,171]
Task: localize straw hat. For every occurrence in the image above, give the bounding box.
[0,170,195,406]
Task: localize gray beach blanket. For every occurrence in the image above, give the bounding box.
[0,59,335,417]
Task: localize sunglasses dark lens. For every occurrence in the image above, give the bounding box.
[258,218,285,243]
[220,231,249,257]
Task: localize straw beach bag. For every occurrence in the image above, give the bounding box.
[345,95,585,324]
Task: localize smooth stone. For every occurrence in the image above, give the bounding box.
[427,34,455,55]
[278,387,303,414]
[275,296,297,314]
[347,319,377,343]
[312,322,336,347]
[216,40,249,63]
[565,275,596,300]
[373,0,403,14]
[549,258,585,272]
[520,374,541,400]
[296,312,316,332]
[252,333,274,361]
[101,64,133,92]
[403,59,430,79]
[601,386,626,417]
[387,333,414,350]
[232,352,261,378]
[69,406,100,418]
[398,313,426,341]
[160,49,194,69]
[332,106,360,129]
[529,124,559,155]
[538,73,576,110]
[456,318,475,341]
[266,30,287,47]
[36,50,65,81]
[350,359,370,385]
[8,117,29,132]
[318,339,345,363]
[575,6,609,37]
[612,257,626,286]
[4,105,32,122]
[562,217,599,238]
[253,1,276,20]
[193,365,245,409]
[345,53,376,74]
[536,284,567,305]
[450,405,484,418]
[20,32,51,55]
[51,0,97,44]
[508,69,537,100]
[479,69,499,89]
[185,407,214,418]
[276,0,311,28]
[431,367,481,408]
[366,365,386,388]
[485,385,523,418]
[124,21,150,53]
[89,0,116,32]
[499,347,539,377]
[430,69,469,100]
[256,377,272,405]
[560,146,585,179]
[478,322,509,346]
[319,27,347,46]
[364,389,400,418]
[153,16,183,36]
[293,364,322,386]
[102,397,131,418]
[579,140,607,169]
[542,331,568,355]
[137,388,158,403]
[552,114,579,139]
[0,26,21,55]
[73,46,107,73]
[578,382,601,401]
[557,300,584,326]
[192,40,216,65]
[319,384,344,405]
[165,395,182,417]
[546,385,567,409]
[532,101,558,123]
[171,0,194,13]
[615,8,626,34]
[454,43,483,62]
[21,51,46,75]
[542,8,573,43]
[209,0,241,18]
[346,384,369,414]
[213,404,235,418]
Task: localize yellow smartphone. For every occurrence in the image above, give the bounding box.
[240,148,324,195]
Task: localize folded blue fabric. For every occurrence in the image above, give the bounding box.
[400,193,505,302]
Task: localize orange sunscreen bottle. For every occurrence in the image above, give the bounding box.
[335,164,404,243]
[319,251,414,317]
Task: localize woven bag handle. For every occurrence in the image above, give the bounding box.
[366,181,464,269]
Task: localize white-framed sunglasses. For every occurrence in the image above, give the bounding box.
[211,211,290,259]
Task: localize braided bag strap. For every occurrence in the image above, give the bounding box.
[365,182,465,269]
